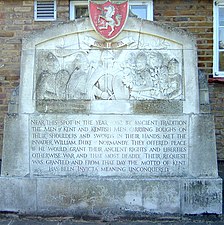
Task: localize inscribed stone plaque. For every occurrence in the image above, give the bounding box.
[30,115,188,177]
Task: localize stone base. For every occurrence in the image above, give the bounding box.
[0,177,222,217]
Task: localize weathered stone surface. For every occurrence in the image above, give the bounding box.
[182,179,222,214]
[189,114,218,178]
[0,177,36,213]
[1,114,29,176]
[0,177,221,216]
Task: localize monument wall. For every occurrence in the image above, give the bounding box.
[0,16,222,217]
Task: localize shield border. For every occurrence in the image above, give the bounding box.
[89,0,129,41]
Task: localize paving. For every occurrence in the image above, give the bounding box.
[0,214,224,225]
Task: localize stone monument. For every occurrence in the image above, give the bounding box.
[0,0,222,217]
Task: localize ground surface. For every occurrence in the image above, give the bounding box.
[0,214,224,225]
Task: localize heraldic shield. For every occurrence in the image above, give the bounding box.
[89,0,129,40]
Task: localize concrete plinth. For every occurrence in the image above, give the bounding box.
[0,177,222,217]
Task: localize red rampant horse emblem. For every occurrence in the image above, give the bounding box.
[89,0,129,40]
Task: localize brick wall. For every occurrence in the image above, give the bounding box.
[0,0,223,160]
[154,0,213,76]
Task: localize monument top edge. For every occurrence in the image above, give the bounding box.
[22,17,196,49]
